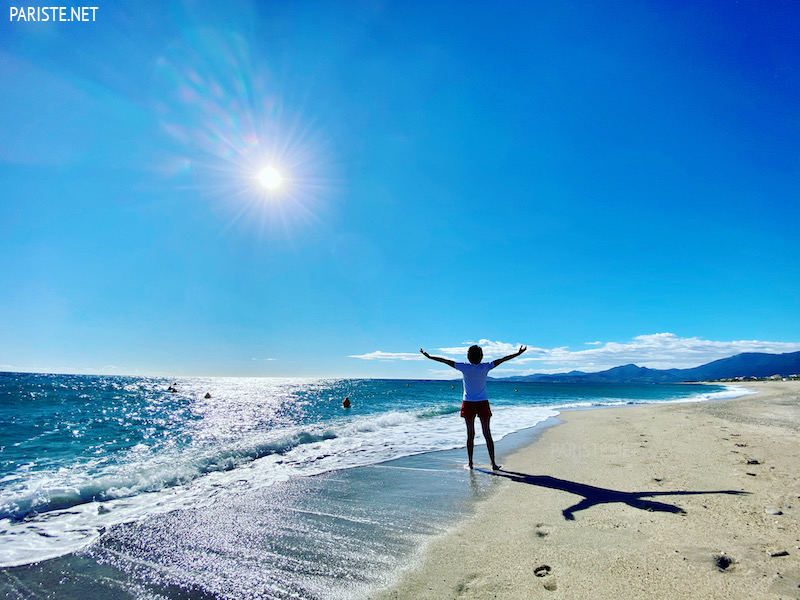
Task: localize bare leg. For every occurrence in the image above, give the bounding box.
[479,415,500,470]
[465,416,476,468]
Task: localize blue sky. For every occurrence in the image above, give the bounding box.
[1,0,799,378]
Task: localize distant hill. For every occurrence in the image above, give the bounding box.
[498,351,800,383]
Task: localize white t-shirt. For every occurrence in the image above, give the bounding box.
[453,361,496,402]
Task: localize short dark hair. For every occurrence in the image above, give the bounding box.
[467,345,483,364]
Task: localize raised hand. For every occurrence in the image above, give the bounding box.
[419,348,455,368]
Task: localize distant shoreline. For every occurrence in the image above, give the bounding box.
[3,349,800,381]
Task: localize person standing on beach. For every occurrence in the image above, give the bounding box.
[420,344,527,470]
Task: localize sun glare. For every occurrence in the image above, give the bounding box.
[154,29,332,237]
[258,166,283,191]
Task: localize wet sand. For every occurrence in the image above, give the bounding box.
[374,381,800,599]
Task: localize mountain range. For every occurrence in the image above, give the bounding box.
[497,351,800,383]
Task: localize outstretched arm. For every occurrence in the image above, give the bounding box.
[420,348,456,368]
[492,345,527,367]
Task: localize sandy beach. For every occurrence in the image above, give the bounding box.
[374,381,800,600]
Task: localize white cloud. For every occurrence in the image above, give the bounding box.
[513,333,800,373]
[348,351,423,361]
[352,333,800,374]
[437,339,546,359]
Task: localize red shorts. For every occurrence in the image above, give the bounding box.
[461,400,492,420]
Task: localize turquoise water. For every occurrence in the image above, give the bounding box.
[0,372,746,598]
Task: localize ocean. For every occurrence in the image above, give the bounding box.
[0,372,749,599]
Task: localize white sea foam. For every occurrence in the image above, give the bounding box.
[548,384,755,410]
[0,403,557,567]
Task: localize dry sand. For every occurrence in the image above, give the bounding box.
[373,381,800,599]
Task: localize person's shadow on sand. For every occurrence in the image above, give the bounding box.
[478,469,749,520]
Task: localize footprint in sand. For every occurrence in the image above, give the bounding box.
[534,523,551,538]
[714,554,734,571]
[534,565,557,591]
[454,573,479,596]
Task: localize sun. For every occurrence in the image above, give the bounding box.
[258,166,283,191]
